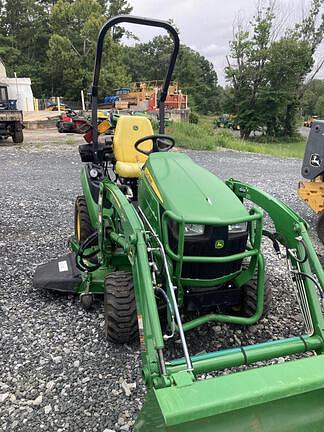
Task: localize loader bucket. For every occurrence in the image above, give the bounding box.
[135,355,324,431]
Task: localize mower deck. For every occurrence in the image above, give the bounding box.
[33,253,81,293]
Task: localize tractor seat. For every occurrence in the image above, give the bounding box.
[113,116,153,178]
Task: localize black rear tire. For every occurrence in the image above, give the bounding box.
[316,212,324,245]
[104,271,138,344]
[74,195,95,244]
[242,271,272,318]
[13,128,23,143]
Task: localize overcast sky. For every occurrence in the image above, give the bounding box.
[122,0,324,85]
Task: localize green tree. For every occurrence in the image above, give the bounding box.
[261,38,314,136]
[282,0,324,133]
[226,7,274,138]
[0,0,133,98]
[47,0,130,99]
[315,94,324,117]
[0,0,51,95]
[123,35,172,82]
[226,1,324,138]
[123,35,220,114]
[105,0,133,41]
[175,45,219,113]
[0,34,20,72]
[218,85,236,114]
[302,79,324,116]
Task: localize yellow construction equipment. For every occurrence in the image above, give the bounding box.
[298,119,324,242]
[304,115,319,127]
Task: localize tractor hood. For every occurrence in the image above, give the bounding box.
[144,152,249,224]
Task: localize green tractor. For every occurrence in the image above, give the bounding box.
[34,16,324,431]
[214,114,240,130]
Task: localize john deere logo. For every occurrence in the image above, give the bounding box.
[215,240,224,249]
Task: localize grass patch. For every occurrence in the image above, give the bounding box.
[166,121,306,158]
[64,137,77,146]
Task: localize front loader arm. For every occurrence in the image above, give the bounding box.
[98,180,165,383]
[227,178,324,342]
[226,178,323,274]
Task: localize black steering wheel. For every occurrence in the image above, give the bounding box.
[134,134,175,156]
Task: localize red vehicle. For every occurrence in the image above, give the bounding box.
[56,110,91,134]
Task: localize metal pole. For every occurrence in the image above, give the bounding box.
[81,90,85,111]
[90,15,179,161]
[14,72,19,109]
[138,206,193,371]
[159,100,165,134]
[167,335,323,375]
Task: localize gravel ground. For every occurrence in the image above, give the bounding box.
[0,132,323,431]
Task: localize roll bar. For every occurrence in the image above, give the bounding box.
[91,15,180,163]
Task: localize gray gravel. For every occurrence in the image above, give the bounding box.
[0,137,323,431]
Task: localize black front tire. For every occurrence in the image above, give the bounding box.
[242,271,272,318]
[104,271,138,344]
[13,128,23,143]
[74,195,95,244]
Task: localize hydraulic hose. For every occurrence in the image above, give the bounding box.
[262,230,281,257]
[286,237,308,264]
[76,231,101,272]
[155,287,175,341]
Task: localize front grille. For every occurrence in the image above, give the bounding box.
[168,222,248,279]
[184,284,242,311]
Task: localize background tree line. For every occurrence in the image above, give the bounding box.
[225,1,324,138]
[0,0,323,136]
[302,78,324,117]
[0,0,220,113]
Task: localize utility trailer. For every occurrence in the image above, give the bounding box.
[0,84,24,143]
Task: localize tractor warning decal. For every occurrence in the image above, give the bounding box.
[310,153,321,167]
[58,260,68,272]
[137,314,146,352]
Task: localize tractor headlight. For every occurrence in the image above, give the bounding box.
[184,224,204,236]
[228,222,248,234]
